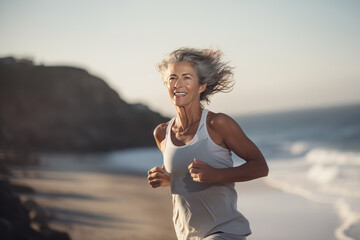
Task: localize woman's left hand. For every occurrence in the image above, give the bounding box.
[188,158,219,183]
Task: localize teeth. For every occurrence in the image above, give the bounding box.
[174,93,187,96]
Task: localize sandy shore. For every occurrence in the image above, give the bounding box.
[8,157,342,240]
[236,179,340,240]
[9,169,176,240]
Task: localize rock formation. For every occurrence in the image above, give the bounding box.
[0,57,169,152]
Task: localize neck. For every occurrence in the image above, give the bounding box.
[174,104,203,131]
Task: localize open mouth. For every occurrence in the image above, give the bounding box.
[174,92,187,97]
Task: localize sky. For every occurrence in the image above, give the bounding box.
[1,0,359,117]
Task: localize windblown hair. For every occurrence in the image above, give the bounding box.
[158,47,234,103]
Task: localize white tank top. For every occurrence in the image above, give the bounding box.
[163,109,251,240]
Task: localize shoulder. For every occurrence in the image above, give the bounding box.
[207,111,238,131]
[206,111,241,148]
[153,121,170,143]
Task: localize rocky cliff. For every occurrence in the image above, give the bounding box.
[0,57,169,152]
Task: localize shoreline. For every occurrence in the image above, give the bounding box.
[236,179,341,240]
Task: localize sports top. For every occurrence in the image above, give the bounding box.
[163,109,251,240]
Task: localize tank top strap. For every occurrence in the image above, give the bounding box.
[163,117,175,152]
[197,109,209,140]
[200,108,209,125]
[166,117,175,136]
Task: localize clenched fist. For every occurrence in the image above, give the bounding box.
[147,165,170,188]
[188,158,220,183]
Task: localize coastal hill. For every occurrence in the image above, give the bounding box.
[0,57,169,152]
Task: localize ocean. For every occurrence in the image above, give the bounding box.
[235,104,360,240]
[40,104,360,240]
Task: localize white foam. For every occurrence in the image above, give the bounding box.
[279,141,309,156]
[307,164,338,184]
[265,148,360,240]
[305,148,360,166]
[289,142,309,155]
[334,199,360,240]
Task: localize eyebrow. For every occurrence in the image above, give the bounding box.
[182,73,193,77]
[169,73,193,77]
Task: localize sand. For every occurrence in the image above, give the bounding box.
[8,158,342,240]
[236,179,340,240]
[9,169,176,240]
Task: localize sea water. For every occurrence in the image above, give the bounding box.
[40,104,360,240]
[233,104,360,240]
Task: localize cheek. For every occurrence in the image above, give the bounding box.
[186,82,199,91]
[167,85,174,93]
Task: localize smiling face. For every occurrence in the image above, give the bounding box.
[164,61,206,108]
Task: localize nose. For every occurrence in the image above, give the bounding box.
[174,78,183,88]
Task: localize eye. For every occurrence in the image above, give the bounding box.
[184,76,191,80]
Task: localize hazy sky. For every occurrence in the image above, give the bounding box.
[1,0,359,117]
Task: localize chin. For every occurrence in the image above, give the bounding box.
[171,95,198,107]
[172,100,188,107]
[173,102,186,107]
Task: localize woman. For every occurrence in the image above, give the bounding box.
[147,48,268,240]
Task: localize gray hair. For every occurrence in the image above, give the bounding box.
[158,47,234,103]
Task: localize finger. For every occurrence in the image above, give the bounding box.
[188,163,193,170]
[159,166,165,172]
[188,162,200,170]
[153,166,164,173]
[194,158,206,165]
[151,183,161,188]
[150,179,161,185]
[148,173,157,181]
[148,167,157,174]
[148,175,156,181]
[148,166,164,174]
[148,172,165,181]
[149,166,161,171]
[149,179,162,188]
[192,175,204,183]
[162,164,167,172]
[189,168,200,174]
[148,178,162,185]
[191,175,199,182]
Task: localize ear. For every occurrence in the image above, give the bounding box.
[198,82,207,94]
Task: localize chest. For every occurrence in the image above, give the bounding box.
[170,119,226,149]
[164,139,209,176]
[171,131,195,146]
[170,124,199,146]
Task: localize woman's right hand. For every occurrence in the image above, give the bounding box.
[147,165,170,188]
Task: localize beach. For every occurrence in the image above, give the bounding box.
[7,152,343,240]
[237,179,340,240]
[9,167,176,240]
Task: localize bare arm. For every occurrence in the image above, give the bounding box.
[147,123,171,188]
[189,113,269,183]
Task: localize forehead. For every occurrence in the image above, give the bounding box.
[167,61,196,75]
